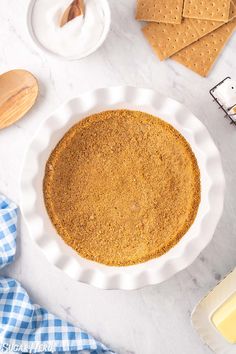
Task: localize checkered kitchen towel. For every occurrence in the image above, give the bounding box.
[0,194,114,353]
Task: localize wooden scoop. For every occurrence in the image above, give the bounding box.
[60,0,85,27]
[0,69,38,130]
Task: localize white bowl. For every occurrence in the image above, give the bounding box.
[27,0,111,60]
[20,86,225,290]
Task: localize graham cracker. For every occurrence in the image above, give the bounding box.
[191,18,225,37]
[172,19,236,77]
[142,17,227,60]
[142,19,199,60]
[183,0,231,22]
[142,6,236,61]
[229,0,236,19]
[136,0,184,24]
[190,1,236,36]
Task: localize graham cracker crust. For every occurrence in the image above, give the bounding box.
[43,109,201,266]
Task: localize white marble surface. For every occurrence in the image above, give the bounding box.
[0,1,236,353]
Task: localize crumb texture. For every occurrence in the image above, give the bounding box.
[43,110,201,266]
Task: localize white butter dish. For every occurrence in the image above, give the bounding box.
[192,268,236,353]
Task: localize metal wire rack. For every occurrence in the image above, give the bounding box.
[209,77,236,125]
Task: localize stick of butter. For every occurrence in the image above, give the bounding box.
[211,292,236,344]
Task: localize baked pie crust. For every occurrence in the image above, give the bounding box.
[43,109,200,266]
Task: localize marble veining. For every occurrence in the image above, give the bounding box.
[0,0,236,353]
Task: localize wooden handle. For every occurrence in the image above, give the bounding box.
[0,70,39,129]
[60,0,84,27]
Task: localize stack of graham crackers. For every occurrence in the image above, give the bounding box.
[136,0,236,77]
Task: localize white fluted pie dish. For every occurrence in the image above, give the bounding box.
[20,86,225,290]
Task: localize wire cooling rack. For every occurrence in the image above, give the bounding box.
[209,77,236,125]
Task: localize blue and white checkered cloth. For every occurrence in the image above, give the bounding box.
[0,194,114,353]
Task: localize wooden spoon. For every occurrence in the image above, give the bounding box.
[60,0,85,27]
[0,69,39,130]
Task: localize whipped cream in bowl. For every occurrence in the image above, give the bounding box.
[27,0,111,60]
